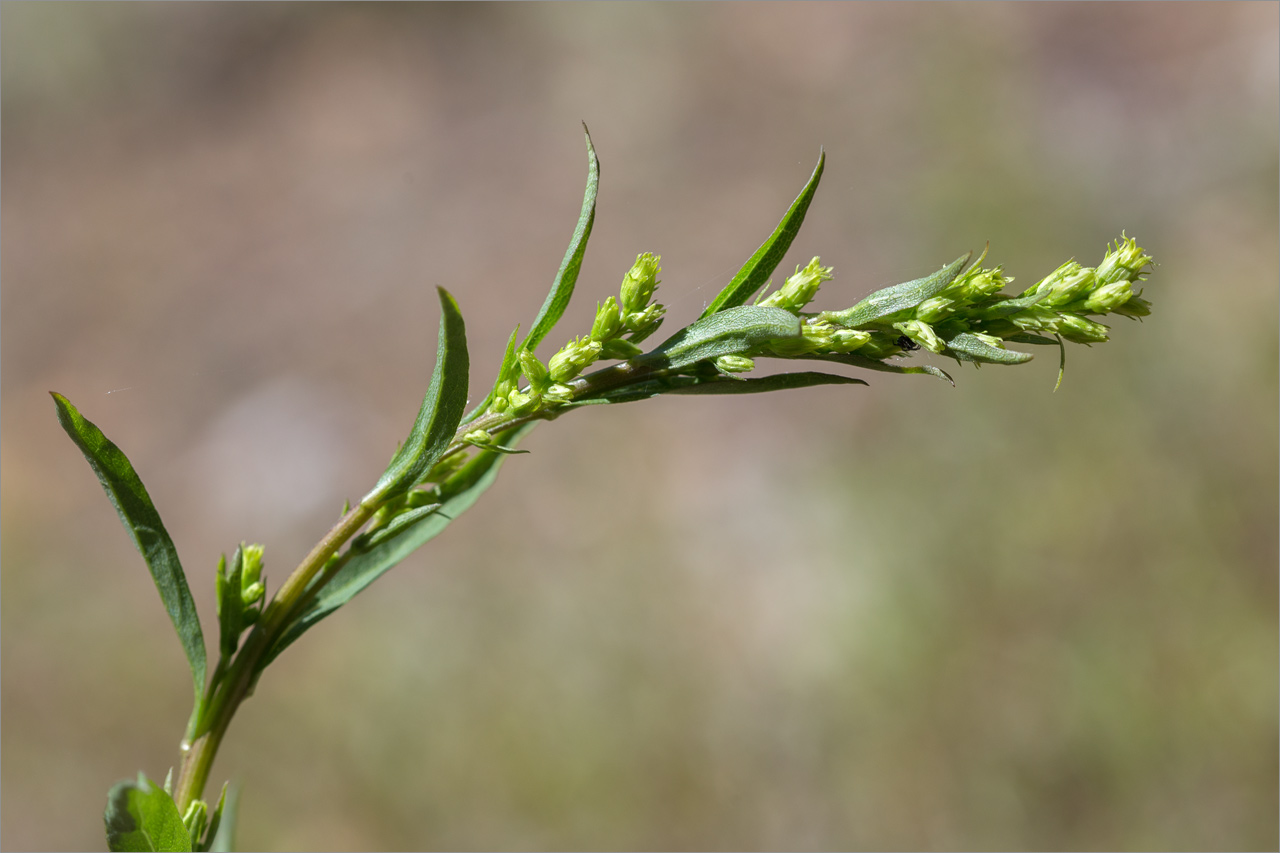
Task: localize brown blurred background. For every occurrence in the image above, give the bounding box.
[2,3,1276,850]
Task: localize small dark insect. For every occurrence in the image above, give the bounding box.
[895,334,920,351]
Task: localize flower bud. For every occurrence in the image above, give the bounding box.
[829,328,871,353]
[590,297,623,342]
[893,319,945,353]
[1037,263,1096,307]
[954,266,1010,300]
[239,544,264,592]
[548,337,602,383]
[624,302,666,341]
[1057,313,1110,344]
[1093,235,1153,286]
[756,257,832,313]
[1083,280,1133,313]
[463,429,493,446]
[543,383,575,404]
[713,355,755,374]
[620,253,661,313]
[518,350,550,393]
[507,388,541,415]
[915,295,956,323]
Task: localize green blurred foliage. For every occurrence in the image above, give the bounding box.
[2,3,1276,850]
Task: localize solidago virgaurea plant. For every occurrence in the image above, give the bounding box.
[53,127,1157,852]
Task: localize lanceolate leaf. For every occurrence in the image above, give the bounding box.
[822,253,971,329]
[664,371,868,395]
[265,425,536,667]
[463,324,521,425]
[52,393,207,720]
[364,288,470,506]
[104,774,192,853]
[522,125,600,355]
[701,150,825,319]
[943,331,1034,365]
[567,371,866,406]
[804,352,956,385]
[637,305,801,372]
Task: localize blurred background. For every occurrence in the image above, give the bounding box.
[2,3,1276,850]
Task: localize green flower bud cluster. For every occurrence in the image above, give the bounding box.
[496,254,672,420]
[801,235,1155,364]
[756,257,833,314]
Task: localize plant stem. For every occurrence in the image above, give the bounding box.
[171,357,663,812]
[172,502,376,812]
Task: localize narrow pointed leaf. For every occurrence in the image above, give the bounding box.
[266,425,535,667]
[522,125,599,354]
[215,553,244,660]
[463,324,521,424]
[566,371,865,406]
[205,784,238,853]
[365,288,470,506]
[637,305,801,371]
[943,331,1034,365]
[195,783,228,853]
[701,151,825,318]
[52,393,207,716]
[105,774,192,853]
[977,290,1048,319]
[663,371,868,395]
[804,352,955,385]
[822,253,971,329]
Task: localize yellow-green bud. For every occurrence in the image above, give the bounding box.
[893,319,945,353]
[548,337,602,383]
[1094,235,1153,286]
[916,295,956,323]
[590,297,623,342]
[507,388,541,415]
[954,266,1010,300]
[518,350,550,393]
[463,429,493,445]
[756,257,832,314]
[1083,279,1133,313]
[829,328,871,353]
[1057,313,1110,344]
[620,252,661,313]
[713,355,755,374]
[1035,263,1096,307]
[624,302,665,339]
[544,383,575,404]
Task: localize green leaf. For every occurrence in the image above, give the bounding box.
[942,331,1034,365]
[463,324,521,425]
[522,125,599,354]
[364,288,470,506]
[205,783,238,853]
[105,774,192,853]
[822,254,971,329]
[637,305,801,372]
[193,783,228,853]
[804,352,955,385]
[52,393,207,724]
[567,370,866,406]
[701,150,825,318]
[214,553,243,660]
[976,289,1048,319]
[264,425,535,667]
[663,371,868,395]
